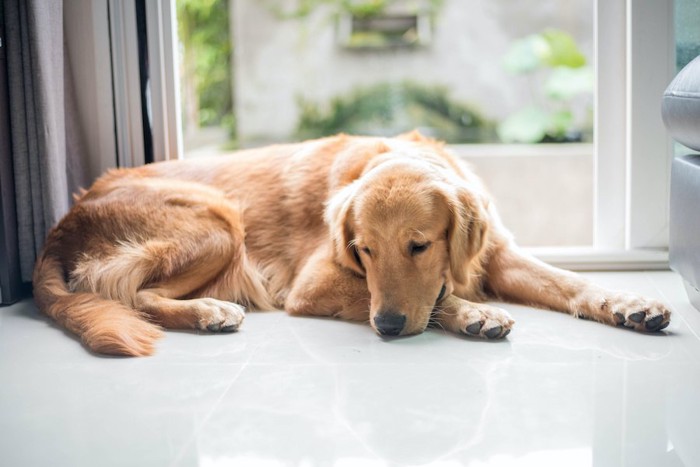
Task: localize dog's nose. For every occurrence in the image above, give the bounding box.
[374,313,406,336]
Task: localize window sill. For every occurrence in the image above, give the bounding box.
[526,247,669,271]
[450,143,593,158]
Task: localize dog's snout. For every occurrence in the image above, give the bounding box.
[373,312,406,336]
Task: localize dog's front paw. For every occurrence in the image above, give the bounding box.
[459,303,515,339]
[194,298,246,332]
[602,294,670,332]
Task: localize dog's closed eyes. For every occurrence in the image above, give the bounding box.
[409,242,431,255]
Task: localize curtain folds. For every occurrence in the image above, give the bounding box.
[4,0,88,282]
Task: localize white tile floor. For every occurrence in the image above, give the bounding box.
[1,271,699,467]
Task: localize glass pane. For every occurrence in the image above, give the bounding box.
[177,0,594,247]
[177,0,235,157]
[232,0,593,147]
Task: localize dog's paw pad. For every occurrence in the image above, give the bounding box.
[207,323,222,332]
[484,325,503,339]
[628,311,645,323]
[644,315,664,330]
[465,321,483,335]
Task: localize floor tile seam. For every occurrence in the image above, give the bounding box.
[287,318,338,366]
[167,346,259,467]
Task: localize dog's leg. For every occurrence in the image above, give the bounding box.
[120,186,270,331]
[484,246,671,331]
[285,246,370,322]
[130,236,249,332]
[136,288,246,332]
[432,295,514,339]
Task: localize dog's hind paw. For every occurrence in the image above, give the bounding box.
[194,298,246,333]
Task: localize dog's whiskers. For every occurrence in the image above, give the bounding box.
[430,305,457,318]
[427,316,447,332]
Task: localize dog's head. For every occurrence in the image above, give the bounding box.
[326,156,489,336]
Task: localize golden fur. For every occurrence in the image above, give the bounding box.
[33,132,671,356]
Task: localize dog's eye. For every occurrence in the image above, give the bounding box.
[360,247,371,257]
[410,242,431,256]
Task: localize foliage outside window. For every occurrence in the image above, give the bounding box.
[177,1,591,148]
[296,82,494,143]
[177,0,235,139]
[498,29,594,144]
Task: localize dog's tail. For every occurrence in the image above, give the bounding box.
[33,254,163,356]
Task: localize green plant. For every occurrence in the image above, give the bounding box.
[498,29,593,144]
[177,0,235,138]
[296,82,495,143]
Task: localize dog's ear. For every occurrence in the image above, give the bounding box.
[397,129,429,143]
[441,184,489,285]
[324,183,365,276]
[397,130,444,148]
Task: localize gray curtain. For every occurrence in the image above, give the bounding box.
[4,0,89,282]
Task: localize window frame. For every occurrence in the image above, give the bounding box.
[142,0,183,162]
[108,0,147,168]
[69,0,182,171]
[524,0,674,270]
[570,0,673,269]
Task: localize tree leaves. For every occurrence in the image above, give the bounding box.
[545,67,594,101]
[503,29,587,74]
[499,29,592,143]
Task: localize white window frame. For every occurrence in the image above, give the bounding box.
[66,0,182,172]
[108,0,147,168]
[528,0,675,270]
[143,0,183,162]
[109,0,183,164]
[71,0,675,270]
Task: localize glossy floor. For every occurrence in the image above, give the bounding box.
[1,271,699,467]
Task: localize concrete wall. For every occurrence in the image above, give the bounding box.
[461,146,593,247]
[232,0,593,145]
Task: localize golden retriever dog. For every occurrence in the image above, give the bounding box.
[33,132,671,356]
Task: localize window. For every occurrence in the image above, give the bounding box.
[177,0,596,248]
[136,0,673,268]
[177,0,234,158]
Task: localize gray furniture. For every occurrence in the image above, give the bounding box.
[664,55,700,311]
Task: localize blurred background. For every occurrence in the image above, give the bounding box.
[177,0,594,152]
[176,0,595,248]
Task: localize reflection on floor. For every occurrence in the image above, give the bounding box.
[1,271,699,467]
